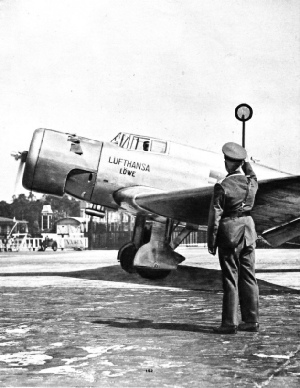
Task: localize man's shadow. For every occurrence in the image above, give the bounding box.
[92,317,214,334]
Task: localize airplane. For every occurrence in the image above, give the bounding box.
[12,128,300,280]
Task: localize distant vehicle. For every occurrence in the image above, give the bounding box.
[39,236,58,251]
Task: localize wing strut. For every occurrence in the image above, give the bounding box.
[170,225,198,249]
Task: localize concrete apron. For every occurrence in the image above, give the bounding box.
[0,278,299,387]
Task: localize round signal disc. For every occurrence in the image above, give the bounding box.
[235,104,253,122]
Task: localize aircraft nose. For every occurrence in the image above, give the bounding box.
[22,128,103,198]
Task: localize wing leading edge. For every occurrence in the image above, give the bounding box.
[132,176,300,244]
[135,186,213,225]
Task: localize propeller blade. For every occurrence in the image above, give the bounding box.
[12,151,28,196]
[13,160,26,196]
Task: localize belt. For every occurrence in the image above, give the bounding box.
[222,211,251,219]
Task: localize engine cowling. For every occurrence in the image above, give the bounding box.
[22,128,103,201]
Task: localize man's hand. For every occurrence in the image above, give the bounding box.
[244,151,250,163]
[208,247,216,256]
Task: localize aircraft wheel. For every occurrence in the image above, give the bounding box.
[136,267,171,280]
[118,242,137,273]
[52,242,58,251]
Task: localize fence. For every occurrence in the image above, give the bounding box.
[0,236,88,252]
[56,237,88,250]
[0,237,42,252]
[89,227,207,249]
[173,229,207,248]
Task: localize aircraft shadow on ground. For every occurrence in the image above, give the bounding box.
[2,265,299,294]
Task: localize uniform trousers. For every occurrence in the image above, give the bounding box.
[218,239,259,326]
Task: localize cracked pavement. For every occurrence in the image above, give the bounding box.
[0,248,299,387]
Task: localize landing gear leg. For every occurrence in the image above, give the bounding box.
[134,220,186,280]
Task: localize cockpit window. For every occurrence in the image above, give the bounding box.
[150,140,166,153]
[132,136,150,151]
[111,132,167,154]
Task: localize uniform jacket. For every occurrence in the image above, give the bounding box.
[207,162,258,250]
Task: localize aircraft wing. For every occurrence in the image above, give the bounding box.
[125,175,300,245]
[135,186,213,225]
[113,185,213,225]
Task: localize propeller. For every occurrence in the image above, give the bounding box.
[11,151,28,196]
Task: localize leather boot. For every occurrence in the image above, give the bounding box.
[238,322,259,332]
[213,325,237,334]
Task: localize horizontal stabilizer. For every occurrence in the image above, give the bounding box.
[262,217,300,247]
[253,176,300,234]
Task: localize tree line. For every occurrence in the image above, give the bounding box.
[0,194,80,236]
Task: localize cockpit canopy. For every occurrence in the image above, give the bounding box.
[111,132,168,154]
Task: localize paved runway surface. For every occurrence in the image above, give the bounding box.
[0,248,299,387]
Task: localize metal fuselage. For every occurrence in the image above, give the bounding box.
[22,128,291,219]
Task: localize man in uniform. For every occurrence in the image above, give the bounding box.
[207,142,259,334]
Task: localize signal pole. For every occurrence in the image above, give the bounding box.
[235,104,253,148]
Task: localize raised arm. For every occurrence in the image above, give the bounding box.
[242,157,257,182]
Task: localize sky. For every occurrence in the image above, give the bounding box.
[1,0,299,202]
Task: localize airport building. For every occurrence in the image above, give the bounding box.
[0,217,28,239]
